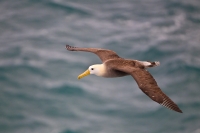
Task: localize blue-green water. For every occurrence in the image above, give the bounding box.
[1,0,200,133]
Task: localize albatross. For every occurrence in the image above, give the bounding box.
[66,45,182,113]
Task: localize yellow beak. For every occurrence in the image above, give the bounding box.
[77,69,90,79]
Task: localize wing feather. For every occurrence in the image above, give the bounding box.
[109,60,183,113]
[131,69,182,113]
[66,45,120,62]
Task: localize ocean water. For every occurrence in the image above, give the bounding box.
[0,0,200,133]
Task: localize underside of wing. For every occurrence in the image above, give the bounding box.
[66,45,121,62]
[131,69,182,113]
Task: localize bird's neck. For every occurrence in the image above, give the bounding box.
[95,64,106,77]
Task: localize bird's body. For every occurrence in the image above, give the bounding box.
[95,60,129,77]
[66,45,182,113]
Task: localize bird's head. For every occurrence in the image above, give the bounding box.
[78,64,105,79]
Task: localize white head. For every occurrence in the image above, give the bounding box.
[78,64,105,79]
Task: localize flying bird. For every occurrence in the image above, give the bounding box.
[66,45,182,113]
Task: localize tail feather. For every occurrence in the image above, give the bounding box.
[150,61,160,67]
[140,61,160,68]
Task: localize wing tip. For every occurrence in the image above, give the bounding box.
[161,104,183,113]
[160,100,183,113]
[172,107,183,113]
[66,44,76,51]
[175,107,183,113]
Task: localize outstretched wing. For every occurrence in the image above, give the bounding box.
[66,45,121,63]
[131,69,182,113]
[110,62,182,113]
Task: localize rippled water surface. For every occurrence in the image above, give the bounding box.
[1,0,200,133]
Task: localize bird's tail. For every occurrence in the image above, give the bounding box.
[140,61,160,68]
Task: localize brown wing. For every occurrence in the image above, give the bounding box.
[110,62,182,113]
[131,69,182,113]
[66,45,121,62]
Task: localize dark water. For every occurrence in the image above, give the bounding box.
[1,0,200,133]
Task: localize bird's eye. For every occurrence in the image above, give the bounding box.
[91,68,94,70]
